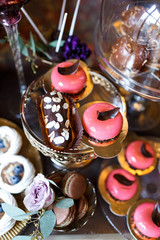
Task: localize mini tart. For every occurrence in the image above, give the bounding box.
[37,90,83,151]
[0,155,35,194]
[82,102,123,146]
[118,140,157,176]
[127,199,160,240]
[98,165,140,216]
[0,189,17,236]
[0,126,22,162]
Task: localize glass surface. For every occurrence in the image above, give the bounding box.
[94,0,160,101]
[20,69,126,168]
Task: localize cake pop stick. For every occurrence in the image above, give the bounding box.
[69,0,81,36]
[21,7,48,45]
[55,12,68,53]
[58,0,67,31]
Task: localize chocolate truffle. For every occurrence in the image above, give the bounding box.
[110,36,148,75]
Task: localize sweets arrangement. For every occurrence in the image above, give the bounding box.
[47,171,96,230]
[110,5,160,75]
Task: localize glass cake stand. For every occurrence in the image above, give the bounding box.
[94,0,160,131]
[20,68,126,168]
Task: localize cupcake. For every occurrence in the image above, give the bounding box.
[0,189,17,236]
[128,200,160,240]
[37,90,83,151]
[98,165,140,216]
[109,36,148,76]
[0,126,22,162]
[82,102,123,146]
[0,155,35,194]
[51,60,87,95]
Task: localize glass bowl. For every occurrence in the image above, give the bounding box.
[94,0,160,101]
[20,67,126,168]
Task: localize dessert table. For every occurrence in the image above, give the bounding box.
[0,0,160,239]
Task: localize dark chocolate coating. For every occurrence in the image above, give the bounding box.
[38,91,75,150]
[110,36,148,74]
[121,6,147,37]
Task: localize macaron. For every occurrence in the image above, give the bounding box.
[62,172,87,200]
[47,172,64,194]
[51,197,76,228]
[75,195,88,220]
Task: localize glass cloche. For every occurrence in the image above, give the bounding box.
[94,0,160,101]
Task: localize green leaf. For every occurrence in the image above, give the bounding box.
[0,39,6,44]
[48,40,65,48]
[36,45,53,61]
[30,32,36,55]
[56,198,74,209]
[1,203,30,221]
[40,210,56,238]
[13,236,31,240]
[48,179,61,189]
[18,36,29,57]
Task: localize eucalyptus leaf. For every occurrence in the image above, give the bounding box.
[36,45,53,61]
[40,210,56,238]
[1,203,30,221]
[48,179,61,189]
[18,36,29,57]
[56,198,74,209]
[0,39,6,44]
[13,236,31,240]
[30,32,36,55]
[48,40,65,48]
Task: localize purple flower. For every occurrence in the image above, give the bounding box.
[63,35,91,61]
[23,174,55,212]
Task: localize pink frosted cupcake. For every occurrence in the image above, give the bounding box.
[125,140,156,170]
[105,168,138,201]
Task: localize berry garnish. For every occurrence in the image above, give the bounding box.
[13,165,24,175]
[10,175,21,185]
[0,139,5,149]
[0,203,3,213]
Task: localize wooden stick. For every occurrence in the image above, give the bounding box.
[58,0,67,31]
[21,7,48,45]
[69,0,81,36]
[56,12,68,53]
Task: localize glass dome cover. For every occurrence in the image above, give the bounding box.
[95,0,160,101]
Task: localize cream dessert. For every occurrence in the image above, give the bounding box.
[133,202,160,239]
[125,140,155,170]
[82,102,123,146]
[51,60,87,95]
[0,126,22,162]
[105,168,138,201]
[0,155,35,194]
[0,189,17,236]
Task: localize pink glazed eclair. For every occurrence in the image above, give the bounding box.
[51,61,87,94]
[105,168,138,201]
[82,102,123,146]
[125,140,155,170]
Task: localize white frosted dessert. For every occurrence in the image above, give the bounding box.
[0,189,17,236]
[0,126,22,163]
[0,155,35,194]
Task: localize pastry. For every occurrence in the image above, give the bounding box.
[0,155,35,194]
[125,140,156,170]
[49,197,76,228]
[129,201,160,239]
[106,168,138,201]
[82,102,123,146]
[37,90,82,151]
[120,5,147,38]
[109,36,148,76]
[75,195,88,220]
[0,126,22,162]
[0,189,17,236]
[51,60,87,95]
[62,171,87,200]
